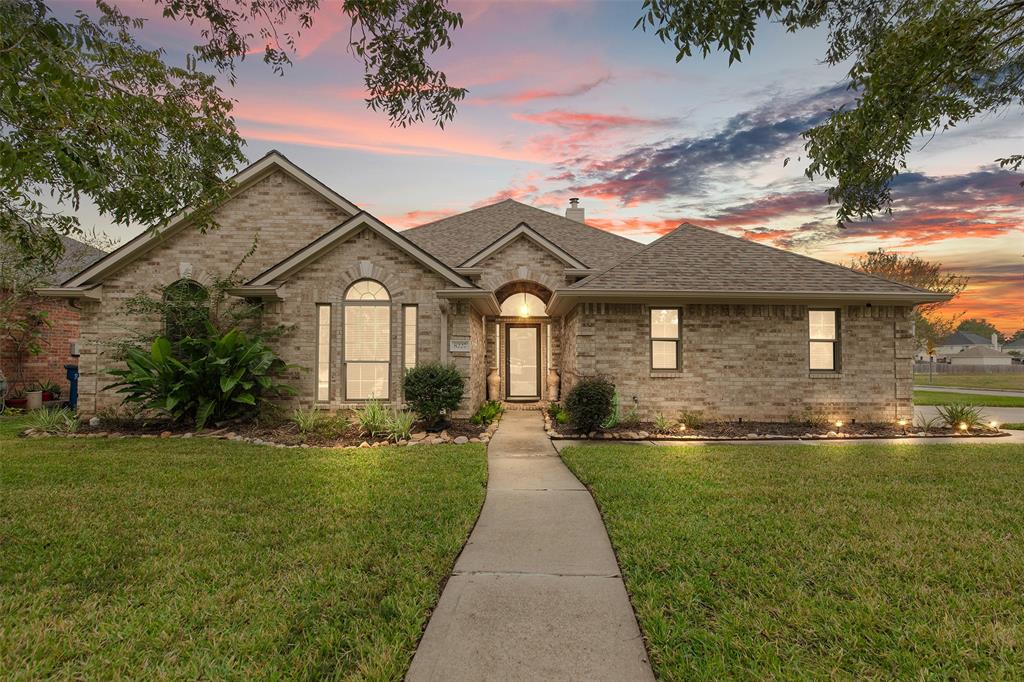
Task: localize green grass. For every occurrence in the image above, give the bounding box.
[913,389,1024,407]
[561,443,1024,680]
[1001,423,1024,430]
[0,416,487,680]
[915,373,1024,391]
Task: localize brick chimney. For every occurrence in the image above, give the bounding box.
[565,197,585,223]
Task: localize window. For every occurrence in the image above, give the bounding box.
[499,292,547,317]
[163,279,209,343]
[650,308,680,370]
[316,304,331,401]
[403,305,417,370]
[344,280,390,399]
[809,309,840,371]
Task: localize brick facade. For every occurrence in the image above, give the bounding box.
[561,302,914,423]
[1,295,80,395]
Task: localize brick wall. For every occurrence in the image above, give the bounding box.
[562,302,914,423]
[76,170,351,415]
[1,295,80,395]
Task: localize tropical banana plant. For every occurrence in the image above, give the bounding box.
[106,326,294,429]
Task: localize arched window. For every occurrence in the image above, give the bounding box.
[344,279,390,399]
[500,292,547,318]
[163,279,209,342]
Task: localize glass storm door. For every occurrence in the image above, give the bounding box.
[506,325,540,399]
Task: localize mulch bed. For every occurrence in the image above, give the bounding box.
[57,416,493,448]
[548,417,1008,441]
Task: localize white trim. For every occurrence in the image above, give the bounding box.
[460,222,588,269]
[35,285,103,301]
[247,212,474,289]
[61,151,360,288]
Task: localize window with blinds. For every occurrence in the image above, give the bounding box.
[316,304,331,401]
[344,280,390,399]
[403,305,417,369]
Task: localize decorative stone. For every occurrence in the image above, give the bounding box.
[182,432,193,438]
[470,437,481,443]
[160,431,172,438]
[636,431,649,439]
[454,436,469,445]
[88,416,101,427]
[411,431,427,441]
[359,441,370,448]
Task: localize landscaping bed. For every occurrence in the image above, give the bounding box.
[544,412,1009,440]
[23,413,497,448]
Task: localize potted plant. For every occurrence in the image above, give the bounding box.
[7,386,27,409]
[35,379,61,402]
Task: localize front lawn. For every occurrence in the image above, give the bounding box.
[913,389,1024,407]
[0,417,487,680]
[914,373,1024,391]
[561,443,1024,679]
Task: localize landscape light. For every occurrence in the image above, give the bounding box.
[834,420,844,428]
[679,424,687,432]
[989,421,999,429]
[959,422,968,431]
[898,419,907,427]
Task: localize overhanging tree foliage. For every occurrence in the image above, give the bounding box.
[1,0,464,265]
[636,0,1024,224]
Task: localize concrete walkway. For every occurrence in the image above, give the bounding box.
[407,411,654,682]
[915,405,1024,425]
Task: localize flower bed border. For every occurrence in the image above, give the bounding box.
[541,411,1011,441]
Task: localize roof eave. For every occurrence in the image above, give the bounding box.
[437,289,501,316]
[547,289,951,316]
[35,285,103,301]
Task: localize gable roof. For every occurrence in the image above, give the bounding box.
[59,150,359,288]
[1004,337,1024,349]
[940,331,992,346]
[567,223,948,300]
[402,199,642,269]
[953,346,1011,359]
[245,211,474,288]
[460,222,588,269]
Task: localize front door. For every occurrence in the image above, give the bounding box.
[506,324,540,399]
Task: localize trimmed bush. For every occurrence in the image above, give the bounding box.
[565,377,615,432]
[402,363,465,429]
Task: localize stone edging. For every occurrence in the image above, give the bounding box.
[540,411,1010,441]
[21,413,504,449]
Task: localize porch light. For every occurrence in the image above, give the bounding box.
[519,293,530,318]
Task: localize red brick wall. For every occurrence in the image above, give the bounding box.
[1,294,80,395]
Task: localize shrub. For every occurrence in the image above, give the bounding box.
[27,407,78,434]
[915,414,943,432]
[936,403,986,430]
[106,329,293,430]
[291,408,348,438]
[678,410,705,429]
[653,412,674,433]
[388,410,416,442]
[402,363,465,429]
[601,390,621,429]
[620,402,641,429]
[471,400,503,426]
[548,402,570,425]
[565,377,615,432]
[355,400,391,438]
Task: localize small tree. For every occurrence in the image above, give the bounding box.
[402,363,465,430]
[851,249,968,352]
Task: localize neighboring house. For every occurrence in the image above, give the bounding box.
[948,346,1015,366]
[39,151,946,422]
[1003,337,1024,359]
[1,236,105,395]
[931,330,999,359]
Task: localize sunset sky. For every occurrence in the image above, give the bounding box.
[64,1,1023,333]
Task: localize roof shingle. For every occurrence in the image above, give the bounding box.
[571,222,936,297]
[401,199,642,269]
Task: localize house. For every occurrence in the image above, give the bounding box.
[1003,337,1024,359]
[930,330,999,359]
[1,235,105,397]
[948,346,1015,366]
[39,151,947,422]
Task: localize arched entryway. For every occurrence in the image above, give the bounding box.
[490,282,558,403]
